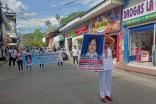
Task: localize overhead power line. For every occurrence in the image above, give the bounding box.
[65,0,80,5]
[4,0,97,26]
[16,0,94,14]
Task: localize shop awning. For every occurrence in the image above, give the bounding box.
[9,33,17,38]
[4,32,17,38]
[80,0,123,22]
[129,24,154,32]
[7,43,17,46]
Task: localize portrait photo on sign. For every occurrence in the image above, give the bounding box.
[79,34,104,71]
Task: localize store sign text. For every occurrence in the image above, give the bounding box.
[74,25,88,35]
[65,33,70,37]
[123,0,156,25]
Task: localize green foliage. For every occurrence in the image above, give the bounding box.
[21,33,33,47]
[21,29,43,47]
[60,11,85,26]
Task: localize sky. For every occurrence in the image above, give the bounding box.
[3,0,104,34]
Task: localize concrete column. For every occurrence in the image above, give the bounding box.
[124,28,129,64]
[65,38,68,52]
[152,24,156,66]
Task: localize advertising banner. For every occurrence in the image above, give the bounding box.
[79,34,104,70]
[23,52,61,65]
[123,0,156,25]
[141,50,149,62]
[89,7,122,33]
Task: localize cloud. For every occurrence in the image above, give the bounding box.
[23,12,37,17]
[50,4,57,7]
[17,17,59,28]
[2,0,28,12]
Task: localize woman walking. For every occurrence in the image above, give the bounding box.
[25,49,32,71]
[57,48,63,70]
[99,33,115,102]
[16,49,23,72]
[39,48,44,70]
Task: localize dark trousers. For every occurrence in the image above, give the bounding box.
[58,61,63,66]
[40,64,44,68]
[17,60,23,71]
[9,57,16,67]
[73,56,78,64]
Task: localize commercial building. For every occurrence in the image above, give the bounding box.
[60,0,124,61]
[59,0,156,75]
[123,0,156,67]
[0,1,17,60]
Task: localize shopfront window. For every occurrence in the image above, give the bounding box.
[129,29,154,66]
[68,38,72,52]
[78,39,83,50]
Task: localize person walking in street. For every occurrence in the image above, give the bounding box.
[8,47,13,68]
[25,49,32,71]
[71,46,79,65]
[57,47,63,70]
[12,48,17,68]
[16,49,23,72]
[39,48,44,71]
[8,47,17,69]
[99,33,115,102]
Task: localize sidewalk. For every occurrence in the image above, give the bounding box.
[68,56,156,76]
[114,63,156,76]
[0,61,7,67]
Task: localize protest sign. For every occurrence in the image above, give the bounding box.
[79,34,104,70]
[23,52,61,65]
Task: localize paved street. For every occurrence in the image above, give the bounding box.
[0,62,156,104]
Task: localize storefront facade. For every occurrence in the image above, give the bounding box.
[123,0,156,66]
[60,0,124,59]
[53,34,65,49]
[64,24,89,52]
[88,6,124,63]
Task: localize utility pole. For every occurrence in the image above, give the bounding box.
[0,0,4,59]
[18,28,21,46]
[0,0,2,44]
[0,0,2,45]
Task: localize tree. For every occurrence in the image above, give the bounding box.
[21,29,43,47]
[33,29,43,47]
[60,11,85,26]
[21,33,34,47]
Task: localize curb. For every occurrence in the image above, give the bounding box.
[114,63,156,76]
[0,61,7,67]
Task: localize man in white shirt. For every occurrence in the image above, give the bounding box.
[12,48,17,68]
[8,47,17,69]
[72,46,79,64]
